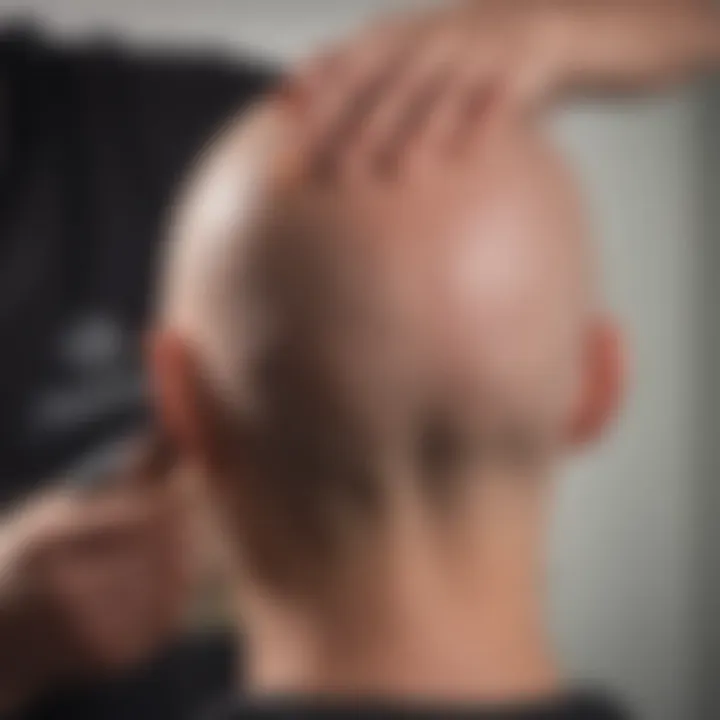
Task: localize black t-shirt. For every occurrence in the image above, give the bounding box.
[205,696,628,720]
[20,630,237,720]
[0,27,274,504]
[17,633,627,720]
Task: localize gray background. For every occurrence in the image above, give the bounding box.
[0,1,712,718]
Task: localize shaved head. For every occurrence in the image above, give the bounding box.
[153,98,620,588]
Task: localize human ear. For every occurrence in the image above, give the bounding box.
[567,316,628,446]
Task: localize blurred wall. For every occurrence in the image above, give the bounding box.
[698,83,720,720]
[550,101,703,720]
[0,2,708,718]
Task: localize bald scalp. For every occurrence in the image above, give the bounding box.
[163,99,591,440]
[155,97,599,583]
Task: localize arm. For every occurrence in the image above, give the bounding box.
[524,2,720,103]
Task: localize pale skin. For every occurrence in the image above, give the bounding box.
[3,0,720,712]
[152,0,720,705]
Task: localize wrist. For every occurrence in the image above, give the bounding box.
[690,10,720,68]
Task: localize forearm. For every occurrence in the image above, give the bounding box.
[547,3,720,99]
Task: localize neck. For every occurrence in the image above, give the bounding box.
[233,469,561,704]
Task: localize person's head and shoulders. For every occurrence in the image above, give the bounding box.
[148,73,628,720]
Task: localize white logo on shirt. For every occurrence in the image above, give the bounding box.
[30,313,146,433]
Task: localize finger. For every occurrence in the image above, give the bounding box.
[304,16,432,180]
[35,487,168,554]
[423,36,505,154]
[451,78,504,156]
[298,22,402,146]
[55,549,164,670]
[349,23,464,177]
[278,44,348,114]
[47,500,188,669]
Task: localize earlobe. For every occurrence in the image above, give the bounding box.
[568,318,627,447]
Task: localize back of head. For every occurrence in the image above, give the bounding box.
[153,99,621,592]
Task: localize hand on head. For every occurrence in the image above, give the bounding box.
[287,0,720,146]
